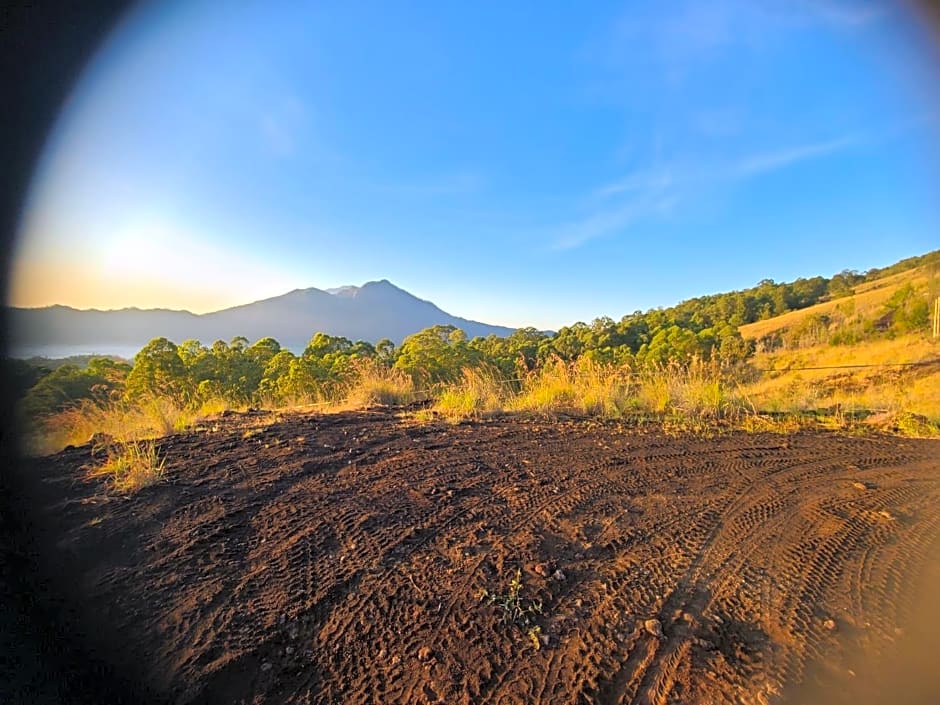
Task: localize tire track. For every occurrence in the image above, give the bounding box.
[19,411,940,705]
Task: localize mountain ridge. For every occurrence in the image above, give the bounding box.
[8,280,517,356]
[12,279,414,315]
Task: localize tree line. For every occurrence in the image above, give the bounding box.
[12,250,938,419]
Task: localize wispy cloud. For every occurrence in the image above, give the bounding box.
[801,0,886,28]
[552,166,679,250]
[733,134,859,175]
[600,1,741,82]
[593,169,674,199]
[693,108,744,138]
[551,191,677,251]
[550,132,863,250]
[596,0,887,83]
[556,1,895,253]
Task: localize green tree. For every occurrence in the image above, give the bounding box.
[257,349,297,404]
[21,357,131,418]
[125,338,189,402]
[375,338,397,366]
[304,333,353,359]
[395,325,481,385]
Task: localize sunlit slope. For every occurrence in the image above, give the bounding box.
[743,334,940,421]
[739,266,936,342]
[738,264,940,422]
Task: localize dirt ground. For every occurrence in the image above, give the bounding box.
[8,409,940,704]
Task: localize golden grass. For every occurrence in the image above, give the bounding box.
[438,352,938,437]
[756,333,937,369]
[640,361,746,420]
[88,439,166,492]
[739,266,935,341]
[432,367,507,421]
[21,318,940,456]
[504,357,747,426]
[744,334,940,423]
[510,357,634,417]
[340,360,416,409]
[735,412,808,435]
[20,395,238,456]
[734,408,940,439]
[890,412,940,438]
[21,363,416,456]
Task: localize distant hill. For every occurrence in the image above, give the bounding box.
[8,280,516,357]
[739,263,938,348]
[737,260,940,424]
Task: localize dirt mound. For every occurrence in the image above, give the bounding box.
[11,410,940,704]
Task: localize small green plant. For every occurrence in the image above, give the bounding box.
[526,624,543,650]
[411,408,436,423]
[479,568,544,649]
[892,411,940,438]
[90,439,166,492]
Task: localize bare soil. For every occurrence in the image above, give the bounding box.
[10,409,940,704]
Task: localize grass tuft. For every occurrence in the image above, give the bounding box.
[19,395,236,456]
[511,357,633,417]
[342,360,416,409]
[89,439,166,492]
[433,367,506,421]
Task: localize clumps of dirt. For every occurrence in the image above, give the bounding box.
[10,408,940,704]
[644,618,664,638]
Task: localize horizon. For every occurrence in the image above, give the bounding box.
[7,1,940,330]
[6,246,935,329]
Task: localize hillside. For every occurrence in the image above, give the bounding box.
[739,266,937,343]
[10,249,940,441]
[7,280,516,356]
[736,262,940,423]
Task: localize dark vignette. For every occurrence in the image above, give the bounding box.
[0,3,155,704]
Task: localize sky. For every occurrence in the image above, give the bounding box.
[7,0,940,331]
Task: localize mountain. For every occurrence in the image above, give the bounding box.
[7,280,517,357]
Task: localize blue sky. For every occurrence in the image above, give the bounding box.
[9,0,940,330]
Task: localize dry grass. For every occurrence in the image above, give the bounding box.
[889,411,940,438]
[744,334,940,424]
[506,357,747,428]
[20,395,238,456]
[22,362,415,457]
[638,361,746,420]
[735,412,809,435]
[494,349,939,436]
[341,360,416,409]
[510,357,634,417]
[432,367,507,421]
[88,439,166,492]
[21,319,939,456]
[739,266,935,341]
[755,333,937,369]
